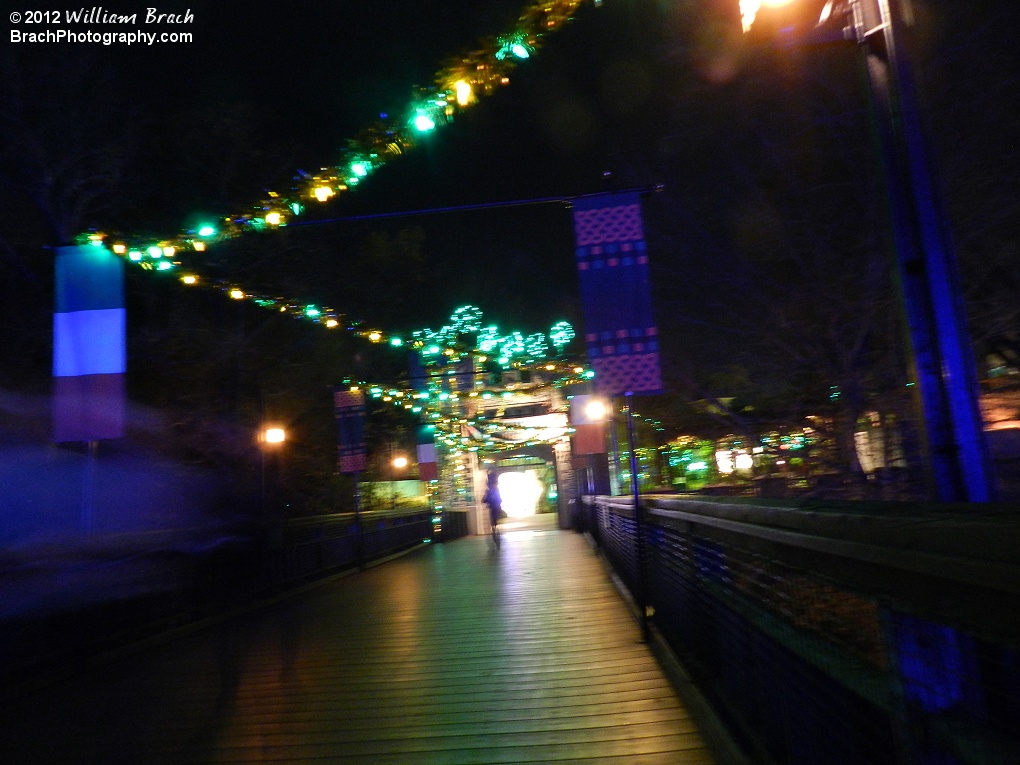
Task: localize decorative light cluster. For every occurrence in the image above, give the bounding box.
[345,356,593,457]
[339,307,592,458]
[360,306,578,369]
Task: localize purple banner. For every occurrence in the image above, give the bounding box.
[573,192,662,396]
[334,388,367,474]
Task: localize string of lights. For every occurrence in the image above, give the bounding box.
[75,0,607,334]
[66,2,616,451]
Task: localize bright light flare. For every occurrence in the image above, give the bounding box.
[498,470,544,519]
[413,113,436,132]
[263,427,286,444]
[740,0,794,33]
[716,450,735,474]
[585,400,608,422]
[735,452,754,471]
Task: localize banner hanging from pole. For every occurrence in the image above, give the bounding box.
[416,423,439,482]
[572,191,663,396]
[569,394,608,455]
[52,244,126,442]
[334,388,367,474]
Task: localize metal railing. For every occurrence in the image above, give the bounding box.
[0,509,438,690]
[262,508,434,589]
[580,495,1020,765]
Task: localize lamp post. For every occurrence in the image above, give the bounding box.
[391,453,408,512]
[746,0,995,502]
[260,425,286,526]
[568,394,612,496]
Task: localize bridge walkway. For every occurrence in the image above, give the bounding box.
[1,514,717,764]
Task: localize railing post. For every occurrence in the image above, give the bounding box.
[625,392,650,642]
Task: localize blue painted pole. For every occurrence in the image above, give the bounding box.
[852,0,995,501]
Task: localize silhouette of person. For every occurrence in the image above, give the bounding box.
[483,471,504,530]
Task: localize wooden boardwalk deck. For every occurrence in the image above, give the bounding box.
[1,516,716,764]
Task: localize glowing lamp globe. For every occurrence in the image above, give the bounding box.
[585,400,608,422]
[413,113,436,132]
[263,427,286,444]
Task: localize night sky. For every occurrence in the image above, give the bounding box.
[2,0,1017,383]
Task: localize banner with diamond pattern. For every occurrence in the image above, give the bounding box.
[572,191,662,395]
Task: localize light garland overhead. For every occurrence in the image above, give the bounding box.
[337,304,592,459]
[79,0,607,326]
[73,2,607,436]
[366,304,581,370]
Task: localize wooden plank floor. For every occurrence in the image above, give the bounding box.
[0,516,716,764]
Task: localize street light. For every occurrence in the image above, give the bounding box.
[584,399,608,423]
[739,0,795,33]
[747,0,994,502]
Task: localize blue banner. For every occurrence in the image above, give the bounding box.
[52,245,126,442]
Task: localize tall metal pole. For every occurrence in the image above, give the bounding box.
[354,473,365,569]
[850,0,994,501]
[624,392,650,641]
[260,446,267,526]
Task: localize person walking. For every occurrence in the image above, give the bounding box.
[483,471,504,548]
